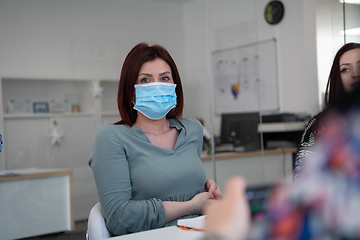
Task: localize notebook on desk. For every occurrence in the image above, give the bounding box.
[177,215,206,231]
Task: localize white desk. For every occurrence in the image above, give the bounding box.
[108,226,203,240]
[0,168,74,240]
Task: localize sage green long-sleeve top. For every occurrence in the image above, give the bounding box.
[88,117,207,236]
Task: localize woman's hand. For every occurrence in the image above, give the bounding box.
[162,180,222,222]
[189,191,215,215]
[205,179,223,199]
[204,177,251,240]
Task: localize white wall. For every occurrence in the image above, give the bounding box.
[0,0,185,80]
[316,0,335,108]
[256,0,318,117]
[183,0,319,136]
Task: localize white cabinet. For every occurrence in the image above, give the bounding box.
[0,168,74,240]
[201,148,295,191]
[0,77,120,220]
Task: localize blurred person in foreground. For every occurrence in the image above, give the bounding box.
[203,85,360,240]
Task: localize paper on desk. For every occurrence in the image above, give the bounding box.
[177,215,207,230]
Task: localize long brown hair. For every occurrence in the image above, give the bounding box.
[115,43,184,126]
[324,42,360,108]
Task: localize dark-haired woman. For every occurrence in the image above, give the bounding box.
[88,43,222,236]
[293,42,360,178]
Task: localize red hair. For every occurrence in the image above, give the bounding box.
[324,42,360,108]
[115,43,184,126]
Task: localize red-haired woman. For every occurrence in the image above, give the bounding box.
[89,43,222,236]
[294,42,360,178]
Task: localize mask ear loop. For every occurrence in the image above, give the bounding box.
[131,85,137,106]
[131,89,136,106]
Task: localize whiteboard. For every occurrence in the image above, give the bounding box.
[212,39,279,114]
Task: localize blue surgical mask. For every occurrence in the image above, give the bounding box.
[133,82,177,120]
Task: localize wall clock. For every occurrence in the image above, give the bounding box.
[265,1,285,25]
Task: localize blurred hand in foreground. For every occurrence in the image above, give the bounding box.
[204,177,251,240]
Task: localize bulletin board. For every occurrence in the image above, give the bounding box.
[212,38,279,114]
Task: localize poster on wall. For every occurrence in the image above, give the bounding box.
[212,38,279,114]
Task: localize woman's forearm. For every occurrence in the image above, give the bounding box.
[163,200,195,223]
[163,191,215,222]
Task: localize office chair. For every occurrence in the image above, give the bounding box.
[86,202,112,240]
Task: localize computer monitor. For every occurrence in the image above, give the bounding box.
[220,112,261,151]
